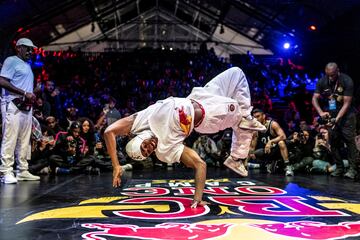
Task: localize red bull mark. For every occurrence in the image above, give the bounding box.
[250,220,360,239]
[82,222,233,240]
[178,106,192,135]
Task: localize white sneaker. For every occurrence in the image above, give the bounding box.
[285,165,294,176]
[16,171,40,181]
[1,172,18,184]
[224,156,248,177]
[327,164,336,173]
[247,163,260,169]
[239,117,266,132]
[122,164,133,171]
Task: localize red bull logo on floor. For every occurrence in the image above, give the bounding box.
[250,221,360,239]
[81,222,234,240]
[16,179,360,240]
[81,220,360,240]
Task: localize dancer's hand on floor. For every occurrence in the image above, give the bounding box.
[191,199,210,208]
[112,166,123,187]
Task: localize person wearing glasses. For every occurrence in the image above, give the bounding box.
[0,38,39,184]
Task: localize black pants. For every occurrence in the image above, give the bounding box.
[94,155,112,171]
[28,158,49,174]
[49,155,94,173]
[330,113,358,171]
[254,145,282,163]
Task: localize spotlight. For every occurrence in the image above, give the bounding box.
[309,25,317,31]
[283,42,290,49]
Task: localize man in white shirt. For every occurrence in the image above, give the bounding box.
[0,38,39,183]
[104,67,265,208]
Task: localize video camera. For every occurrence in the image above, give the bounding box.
[317,116,336,125]
[298,132,306,142]
[67,139,77,148]
[316,132,324,140]
[220,129,232,142]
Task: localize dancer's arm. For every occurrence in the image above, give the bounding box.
[104,115,135,187]
[180,146,209,208]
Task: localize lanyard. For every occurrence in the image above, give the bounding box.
[328,79,339,95]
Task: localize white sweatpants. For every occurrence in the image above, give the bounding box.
[202,67,252,117]
[191,67,254,159]
[0,100,32,173]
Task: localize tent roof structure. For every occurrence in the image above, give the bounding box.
[1,0,360,60]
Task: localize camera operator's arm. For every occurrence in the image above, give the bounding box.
[265,121,286,154]
[312,93,329,119]
[248,132,258,159]
[335,96,352,123]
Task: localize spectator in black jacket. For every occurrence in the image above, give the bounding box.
[49,121,92,174]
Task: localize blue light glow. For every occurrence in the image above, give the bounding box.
[283,42,290,49]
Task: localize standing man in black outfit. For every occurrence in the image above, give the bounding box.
[312,62,358,179]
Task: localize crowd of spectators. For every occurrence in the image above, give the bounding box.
[1,46,358,177]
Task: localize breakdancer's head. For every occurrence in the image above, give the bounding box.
[125,130,158,160]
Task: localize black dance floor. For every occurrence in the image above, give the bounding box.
[1,166,360,240]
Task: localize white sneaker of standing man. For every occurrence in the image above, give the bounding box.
[285,165,294,176]
[1,172,18,184]
[16,170,40,181]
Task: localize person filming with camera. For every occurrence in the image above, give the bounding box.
[312,62,358,179]
[286,129,315,173]
[48,121,91,174]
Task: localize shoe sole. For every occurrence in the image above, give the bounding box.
[224,161,248,177]
[1,179,18,184]
[17,177,40,181]
[330,173,344,177]
[238,125,266,132]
